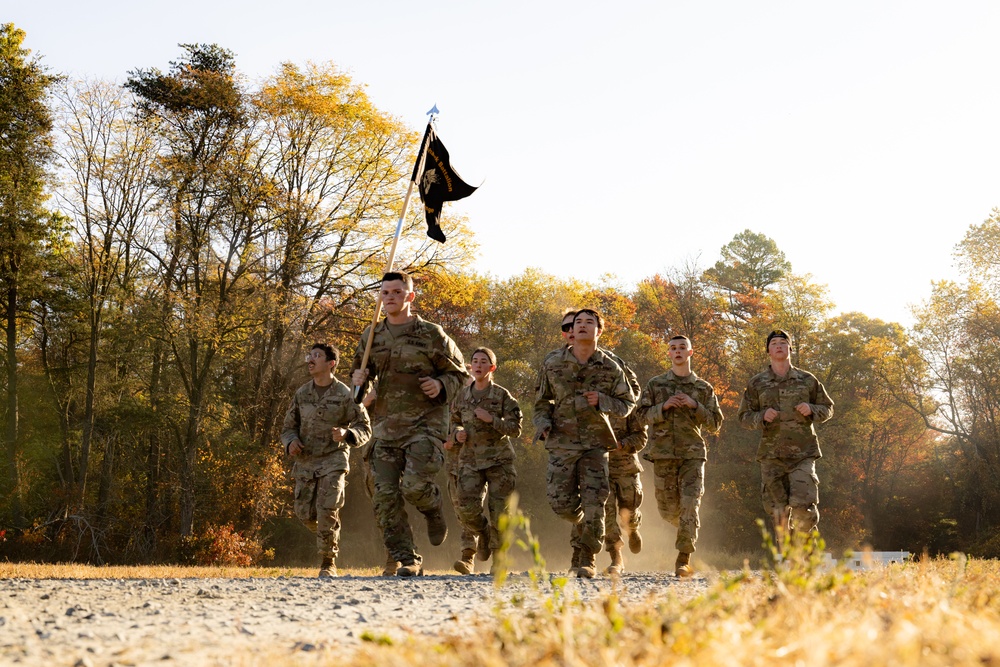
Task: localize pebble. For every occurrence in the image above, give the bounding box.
[0,571,707,663]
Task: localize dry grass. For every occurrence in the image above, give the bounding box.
[338,556,1000,667]
[4,552,1000,665]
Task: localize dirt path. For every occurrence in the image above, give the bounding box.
[0,571,708,666]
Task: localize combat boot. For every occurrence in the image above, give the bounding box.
[476,529,492,561]
[397,559,424,577]
[425,509,448,546]
[675,551,693,578]
[605,546,624,575]
[568,546,582,576]
[576,549,597,579]
[318,556,337,578]
[382,553,399,576]
[628,527,643,554]
[453,548,476,574]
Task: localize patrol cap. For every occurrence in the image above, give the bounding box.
[765,330,790,352]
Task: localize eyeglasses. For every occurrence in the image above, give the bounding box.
[561,322,574,333]
[304,351,328,363]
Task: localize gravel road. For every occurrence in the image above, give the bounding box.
[0,571,709,666]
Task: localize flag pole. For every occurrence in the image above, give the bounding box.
[353,111,436,400]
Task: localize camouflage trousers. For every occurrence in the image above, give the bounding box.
[371,434,445,565]
[604,472,643,552]
[760,457,819,534]
[652,458,705,554]
[445,447,477,552]
[455,461,516,551]
[293,468,347,558]
[546,448,610,556]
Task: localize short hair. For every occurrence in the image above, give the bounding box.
[560,308,578,323]
[575,308,605,330]
[766,329,790,352]
[669,335,692,346]
[471,347,497,366]
[382,271,413,291]
[311,342,340,364]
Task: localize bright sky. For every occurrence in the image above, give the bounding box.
[9,1,1000,326]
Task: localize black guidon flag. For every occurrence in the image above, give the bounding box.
[412,123,477,243]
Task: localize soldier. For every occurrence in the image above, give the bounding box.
[639,335,723,577]
[534,308,636,578]
[360,386,399,576]
[443,370,479,574]
[281,343,372,578]
[351,271,469,577]
[543,310,645,574]
[448,347,523,575]
[603,368,647,575]
[737,330,834,538]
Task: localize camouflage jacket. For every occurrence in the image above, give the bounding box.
[533,347,636,452]
[281,379,372,477]
[607,352,646,475]
[640,370,723,461]
[737,365,834,461]
[351,315,469,442]
[450,381,523,470]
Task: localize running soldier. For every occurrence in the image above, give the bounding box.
[443,370,479,574]
[351,271,469,577]
[282,343,372,577]
[448,348,522,575]
[639,335,723,577]
[737,330,834,538]
[534,308,636,578]
[603,358,646,575]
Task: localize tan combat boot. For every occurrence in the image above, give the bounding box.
[425,509,448,546]
[675,551,693,578]
[453,548,476,575]
[397,558,423,577]
[576,549,597,579]
[318,556,337,578]
[568,546,582,576]
[382,553,399,577]
[628,527,643,554]
[476,530,492,561]
[605,546,624,575]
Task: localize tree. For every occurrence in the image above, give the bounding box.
[0,24,58,526]
[52,78,158,511]
[703,229,789,325]
[126,43,254,537]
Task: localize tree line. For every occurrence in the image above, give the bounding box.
[2,26,998,564]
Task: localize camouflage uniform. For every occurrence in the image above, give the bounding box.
[450,382,522,551]
[351,315,469,566]
[737,365,834,532]
[534,347,636,557]
[602,352,646,555]
[640,370,723,554]
[444,442,478,553]
[281,379,372,559]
